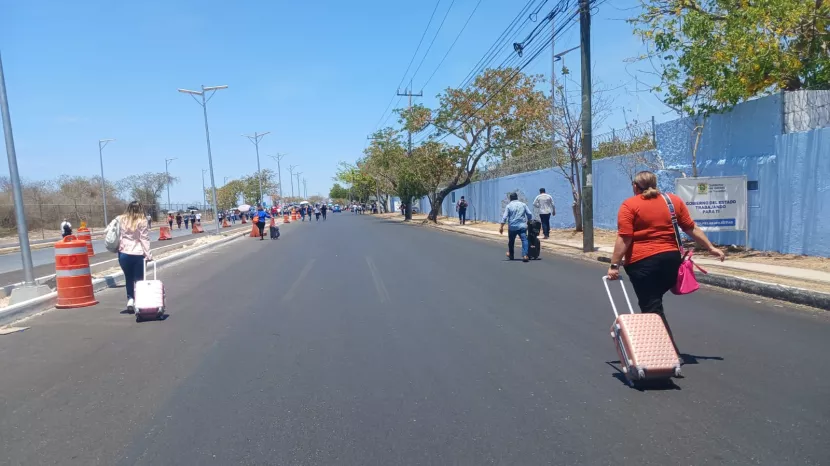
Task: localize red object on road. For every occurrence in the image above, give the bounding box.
[54,236,98,309]
[76,227,94,257]
[158,226,173,240]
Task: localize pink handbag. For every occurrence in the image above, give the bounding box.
[660,194,708,295]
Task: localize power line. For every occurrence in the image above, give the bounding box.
[421,0,485,90]
[410,0,457,86]
[371,0,444,132]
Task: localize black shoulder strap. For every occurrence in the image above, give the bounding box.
[660,193,684,254]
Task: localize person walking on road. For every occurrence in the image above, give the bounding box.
[176,213,183,229]
[314,204,321,221]
[499,192,533,262]
[195,212,201,224]
[321,203,328,221]
[606,171,725,353]
[167,213,174,230]
[184,214,190,230]
[254,205,270,241]
[146,214,152,229]
[117,201,153,313]
[533,188,555,239]
[60,218,72,238]
[456,196,468,225]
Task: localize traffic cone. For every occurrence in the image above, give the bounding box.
[250,223,260,238]
[270,217,277,227]
[222,218,230,228]
[158,226,173,240]
[192,222,204,234]
[283,213,290,224]
[241,215,247,224]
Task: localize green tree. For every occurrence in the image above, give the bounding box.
[118,173,178,218]
[329,183,351,200]
[630,0,830,115]
[334,162,375,203]
[399,67,549,222]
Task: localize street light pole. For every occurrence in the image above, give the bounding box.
[295,172,303,199]
[98,138,115,225]
[288,165,298,200]
[0,51,49,302]
[303,178,307,199]
[242,131,270,204]
[267,153,286,203]
[165,157,176,211]
[178,84,228,235]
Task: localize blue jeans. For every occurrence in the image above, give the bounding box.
[458,209,466,224]
[507,228,529,259]
[118,253,144,300]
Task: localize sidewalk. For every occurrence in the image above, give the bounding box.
[374,212,830,309]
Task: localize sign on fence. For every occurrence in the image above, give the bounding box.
[675,176,747,232]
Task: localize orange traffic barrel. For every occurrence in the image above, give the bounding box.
[283,213,290,224]
[192,222,204,234]
[270,217,277,227]
[76,227,94,257]
[222,218,231,228]
[250,223,260,238]
[54,236,98,309]
[158,226,173,240]
[241,215,248,224]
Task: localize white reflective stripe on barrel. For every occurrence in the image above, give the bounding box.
[55,267,91,277]
[55,247,89,256]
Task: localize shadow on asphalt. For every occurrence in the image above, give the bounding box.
[679,353,725,365]
[605,361,683,392]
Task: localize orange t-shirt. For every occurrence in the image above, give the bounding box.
[617,193,695,265]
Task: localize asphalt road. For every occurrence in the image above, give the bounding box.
[0,223,249,286]
[0,213,828,465]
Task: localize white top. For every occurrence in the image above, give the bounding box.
[60,221,71,230]
[196,213,202,220]
[533,193,555,215]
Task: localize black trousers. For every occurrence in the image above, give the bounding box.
[539,213,551,237]
[256,221,266,238]
[625,251,682,348]
[458,209,466,224]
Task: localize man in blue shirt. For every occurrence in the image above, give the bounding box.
[499,192,533,262]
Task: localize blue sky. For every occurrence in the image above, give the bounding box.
[1,0,668,204]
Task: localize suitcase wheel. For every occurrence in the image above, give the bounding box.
[637,368,645,379]
[135,314,142,323]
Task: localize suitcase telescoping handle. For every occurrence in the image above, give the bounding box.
[602,276,635,318]
[143,259,157,281]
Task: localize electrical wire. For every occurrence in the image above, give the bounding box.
[371,0,444,131]
[410,0,458,85]
[420,0,484,90]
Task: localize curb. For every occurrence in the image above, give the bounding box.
[399,218,830,312]
[0,229,250,326]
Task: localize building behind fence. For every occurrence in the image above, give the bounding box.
[426,91,830,257]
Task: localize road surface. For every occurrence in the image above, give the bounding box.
[0,213,828,465]
[0,223,249,286]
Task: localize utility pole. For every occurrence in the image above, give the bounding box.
[267,153,286,203]
[295,172,303,199]
[165,157,176,211]
[303,178,307,199]
[367,135,386,212]
[98,138,115,225]
[396,85,423,154]
[0,52,50,303]
[288,165,298,200]
[177,84,228,235]
[242,131,270,204]
[579,0,594,253]
[201,169,208,207]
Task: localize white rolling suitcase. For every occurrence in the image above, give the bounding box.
[134,260,165,322]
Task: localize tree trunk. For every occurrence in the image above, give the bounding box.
[428,192,446,222]
[572,201,583,232]
[404,200,412,221]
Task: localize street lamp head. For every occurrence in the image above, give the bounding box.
[99,138,115,143]
[203,85,228,91]
[178,88,202,95]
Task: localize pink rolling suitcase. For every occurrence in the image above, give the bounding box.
[134,260,165,322]
[603,276,681,386]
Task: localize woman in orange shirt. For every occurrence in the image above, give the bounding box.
[607,171,725,349]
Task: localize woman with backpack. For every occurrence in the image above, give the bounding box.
[606,171,724,351]
[116,201,153,313]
